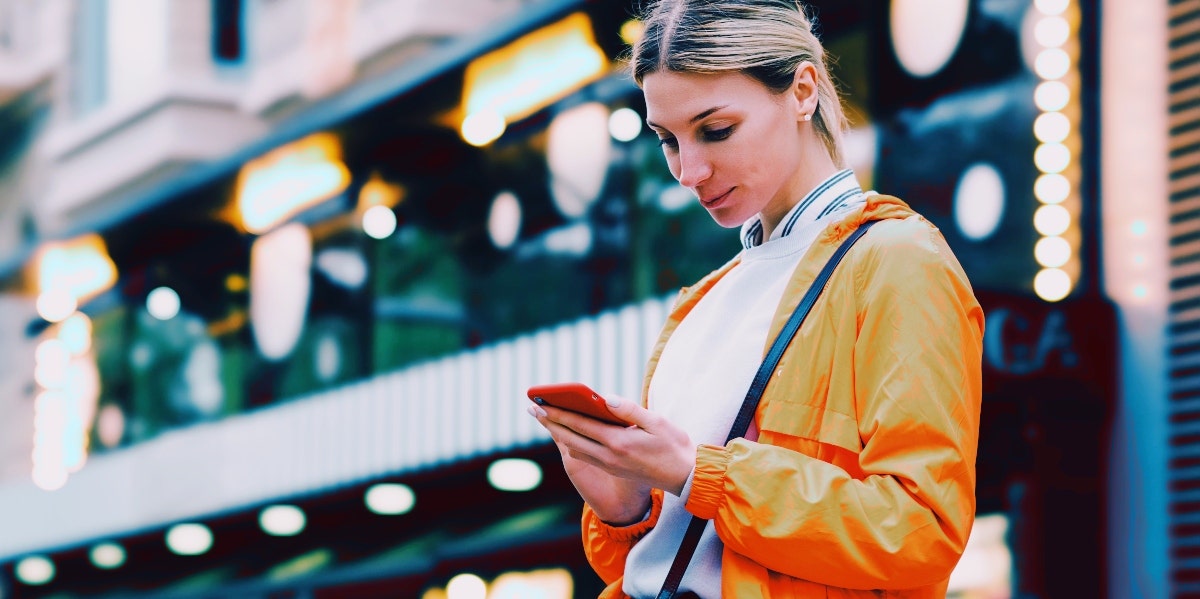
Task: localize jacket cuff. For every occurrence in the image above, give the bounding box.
[584,489,664,543]
[685,443,730,520]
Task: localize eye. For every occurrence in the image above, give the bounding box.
[703,126,734,142]
[657,136,679,149]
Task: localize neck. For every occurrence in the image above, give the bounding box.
[759,150,841,241]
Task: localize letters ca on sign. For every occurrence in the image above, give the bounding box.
[983,307,1078,376]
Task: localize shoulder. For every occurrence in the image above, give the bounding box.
[858,215,950,264]
[850,214,973,294]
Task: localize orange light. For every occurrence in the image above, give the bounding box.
[461,12,608,143]
[357,172,404,210]
[235,133,350,234]
[34,233,117,303]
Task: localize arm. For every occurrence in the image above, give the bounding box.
[530,397,692,584]
[581,489,665,583]
[684,224,985,589]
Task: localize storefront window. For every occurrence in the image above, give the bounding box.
[58,76,743,451]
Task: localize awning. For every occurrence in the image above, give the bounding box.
[0,0,588,280]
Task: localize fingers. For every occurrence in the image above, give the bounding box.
[598,392,648,428]
[535,402,627,441]
[531,404,611,459]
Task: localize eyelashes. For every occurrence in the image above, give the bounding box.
[657,126,736,149]
[704,126,734,142]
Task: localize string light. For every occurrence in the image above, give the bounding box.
[1031,0,1081,302]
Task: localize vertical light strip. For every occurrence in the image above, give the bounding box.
[1032,0,1083,302]
[1102,0,1168,595]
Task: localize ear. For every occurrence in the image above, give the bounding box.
[791,61,820,122]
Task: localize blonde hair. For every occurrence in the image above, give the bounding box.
[631,0,850,167]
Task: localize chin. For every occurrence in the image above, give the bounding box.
[703,208,754,230]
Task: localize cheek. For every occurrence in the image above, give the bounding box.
[739,129,794,183]
[723,148,762,184]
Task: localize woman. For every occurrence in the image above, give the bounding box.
[528,1,985,597]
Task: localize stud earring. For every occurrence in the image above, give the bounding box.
[802,114,812,122]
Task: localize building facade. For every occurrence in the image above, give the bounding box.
[0,0,1168,597]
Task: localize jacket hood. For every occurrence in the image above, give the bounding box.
[820,193,920,245]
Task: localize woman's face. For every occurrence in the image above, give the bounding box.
[642,69,815,234]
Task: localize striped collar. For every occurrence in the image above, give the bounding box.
[739,169,865,249]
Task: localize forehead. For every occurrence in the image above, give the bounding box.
[642,70,776,126]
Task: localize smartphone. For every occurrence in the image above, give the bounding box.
[526,382,633,426]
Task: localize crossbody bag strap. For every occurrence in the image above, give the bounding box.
[655,219,879,599]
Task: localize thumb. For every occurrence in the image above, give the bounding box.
[601,392,652,428]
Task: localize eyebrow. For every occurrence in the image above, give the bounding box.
[646,105,729,130]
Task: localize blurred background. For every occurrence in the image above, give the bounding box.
[0,0,1174,597]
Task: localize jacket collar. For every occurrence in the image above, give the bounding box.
[739,168,864,249]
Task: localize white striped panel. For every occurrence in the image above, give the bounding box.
[553,323,576,383]
[596,311,619,397]
[0,293,691,559]
[513,334,537,445]
[438,358,458,464]
[402,368,420,471]
[385,372,406,474]
[494,339,517,449]
[417,363,438,466]
[475,348,496,455]
[618,304,643,401]
[574,317,598,391]
[373,375,392,475]
[453,353,470,458]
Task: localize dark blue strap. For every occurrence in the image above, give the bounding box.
[656,219,879,599]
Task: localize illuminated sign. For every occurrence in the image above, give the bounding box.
[460,12,608,146]
[235,133,350,234]
[977,291,1115,389]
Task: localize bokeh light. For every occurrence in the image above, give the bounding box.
[36,289,76,323]
[260,505,306,537]
[487,458,542,492]
[15,556,55,585]
[953,163,1006,241]
[608,107,643,142]
[1034,205,1072,236]
[365,483,416,515]
[1034,143,1071,173]
[889,0,969,78]
[1035,81,1070,111]
[488,191,522,250]
[461,109,506,146]
[146,287,181,321]
[1035,173,1070,204]
[1034,268,1072,302]
[362,205,397,240]
[1034,112,1071,143]
[447,573,488,599]
[166,523,214,556]
[1034,236,1072,268]
[90,542,126,570]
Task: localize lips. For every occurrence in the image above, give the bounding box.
[700,188,734,208]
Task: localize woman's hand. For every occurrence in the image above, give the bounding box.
[529,393,695,524]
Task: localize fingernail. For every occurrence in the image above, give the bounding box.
[605,395,621,408]
[527,405,546,418]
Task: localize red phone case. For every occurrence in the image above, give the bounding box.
[526,382,631,426]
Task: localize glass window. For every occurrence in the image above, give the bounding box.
[212,0,244,64]
[70,0,107,117]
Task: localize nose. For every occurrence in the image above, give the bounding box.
[674,144,712,189]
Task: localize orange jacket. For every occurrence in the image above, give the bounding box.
[581,195,985,598]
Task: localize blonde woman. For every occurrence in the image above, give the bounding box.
[528,1,984,597]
